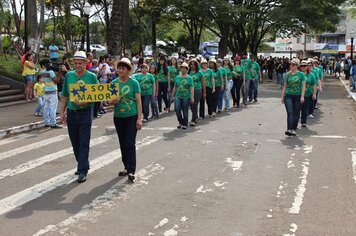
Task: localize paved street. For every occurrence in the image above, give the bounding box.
[0,76,356,236]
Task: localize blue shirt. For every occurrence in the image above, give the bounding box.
[40,69,57,92]
[48,45,59,59]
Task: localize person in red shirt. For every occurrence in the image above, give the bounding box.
[86,53,93,70]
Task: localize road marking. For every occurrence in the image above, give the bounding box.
[226,158,243,171]
[154,218,169,229]
[0,136,162,216]
[0,135,68,161]
[289,159,310,214]
[0,134,36,146]
[351,151,356,183]
[33,162,164,236]
[163,225,179,236]
[310,135,348,139]
[106,126,176,131]
[0,135,116,180]
[283,223,298,236]
[196,185,213,193]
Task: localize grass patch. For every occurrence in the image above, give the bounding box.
[0,55,24,82]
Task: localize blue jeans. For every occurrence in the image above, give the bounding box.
[284,94,301,130]
[224,80,233,109]
[243,80,251,103]
[141,95,151,119]
[35,96,44,113]
[175,98,190,126]
[67,107,93,175]
[301,95,312,124]
[248,79,258,101]
[24,75,35,83]
[352,75,356,90]
[114,115,138,174]
[277,73,283,85]
[217,87,224,111]
[44,93,58,126]
[190,89,202,122]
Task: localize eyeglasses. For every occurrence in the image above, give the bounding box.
[300,65,307,67]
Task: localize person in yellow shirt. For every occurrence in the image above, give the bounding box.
[33,76,45,116]
[22,54,36,101]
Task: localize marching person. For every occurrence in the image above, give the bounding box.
[188,58,205,126]
[241,53,253,106]
[222,56,233,111]
[300,60,317,127]
[209,58,220,117]
[60,51,98,183]
[249,57,262,103]
[109,58,142,182]
[231,56,244,108]
[281,58,306,136]
[133,63,156,122]
[199,59,215,118]
[171,62,194,130]
[156,56,171,113]
[217,58,227,113]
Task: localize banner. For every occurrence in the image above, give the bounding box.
[69,83,119,102]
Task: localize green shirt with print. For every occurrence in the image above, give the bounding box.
[318,65,323,78]
[174,75,193,99]
[241,59,252,80]
[224,66,233,79]
[305,72,317,97]
[219,67,227,86]
[157,68,168,83]
[62,70,98,110]
[200,68,214,88]
[213,69,222,87]
[112,77,141,118]
[189,71,204,90]
[133,73,155,96]
[285,71,306,95]
[168,66,180,83]
[251,61,261,80]
[232,65,244,77]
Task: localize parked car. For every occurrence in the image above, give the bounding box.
[90,44,106,52]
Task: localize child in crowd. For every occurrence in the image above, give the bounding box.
[33,76,45,117]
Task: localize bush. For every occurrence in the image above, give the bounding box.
[1,36,11,50]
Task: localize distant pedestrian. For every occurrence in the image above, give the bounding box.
[222,56,233,111]
[39,59,61,129]
[110,58,142,182]
[351,59,356,92]
[156,56,171,113]
[48,40,59,63]
[188,58,205,126]
[33,76,44,117]
[60,51,98,183]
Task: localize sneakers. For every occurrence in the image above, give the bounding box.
[77,174,87,183]
[308,114,314,118]
[177,124,182,129]
[285,130,292,136]
[212,112,216,117]
[142,118,148,122]
[118,169,128,176]
[182,126,187,130]
[301,123,307,128]
[51,125,63,129]
[34,112,40,117]
[291,130,296,136]
[223,108,228,112]
[128,173,135,182]
[189,121,196,126]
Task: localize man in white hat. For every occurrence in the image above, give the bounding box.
[60,51,99,183]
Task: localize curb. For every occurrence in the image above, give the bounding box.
[0,106,115,140]
[338,76,356,102]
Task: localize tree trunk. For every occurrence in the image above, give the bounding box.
[107,0,124,56]
[38,0,45,39]
[64,0,71,51]
[10,0,21,38]
[151,19,157,56]
[122,0,130,55]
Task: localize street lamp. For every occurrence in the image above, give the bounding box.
[83,3,91,53]
[351,29,355,60]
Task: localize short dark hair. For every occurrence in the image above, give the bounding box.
[117,62,131,70]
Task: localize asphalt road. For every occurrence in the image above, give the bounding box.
[0,76,356,236]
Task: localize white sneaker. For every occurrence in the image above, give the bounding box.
[308,114,314,118]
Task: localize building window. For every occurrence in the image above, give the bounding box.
[297,37,301,43]
[306,35,312,43]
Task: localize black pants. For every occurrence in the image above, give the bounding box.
[301,95,312,124]
[200,87,213,117]
[268,69,273,80]
[231,77,243,107]
[212,86,220,113]
[114,115,138,174]
[157,82,169,113]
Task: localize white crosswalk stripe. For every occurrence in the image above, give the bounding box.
[0,135,68,161]
[0,135,116,180]
[0,136,161,216]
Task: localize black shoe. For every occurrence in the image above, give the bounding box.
[44,125,50,127]
[51,125,63,129]
[77,174,86,183]
[118,169,128,176]
[177,124,182,129]
[128,173,135,182]
[182,126,187,130]
[301,123,307,128]
[74,171,79,175]
[285,130,292,136]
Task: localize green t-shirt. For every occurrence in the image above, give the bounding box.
[285,71,306,95]
[189,71,204,90]
[305,72,317,97]
[157,68,168,83]
[112,77,141,118]
[213,69,222,87]
[168,66,180,83]
[251,61,261,80]
[311,67,320,80]
[224,66,233,79]
[241,59,252,80]
[174,75,193,99]
[219,67,227,86]
[62,70,98,110]
[200,68,214,88]
[133,73,155,96]
[232,65,244,77]
[318,65,323,78]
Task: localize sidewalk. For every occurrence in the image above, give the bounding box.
[338,75,356,102]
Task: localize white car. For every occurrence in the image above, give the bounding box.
[90,44,106,52]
